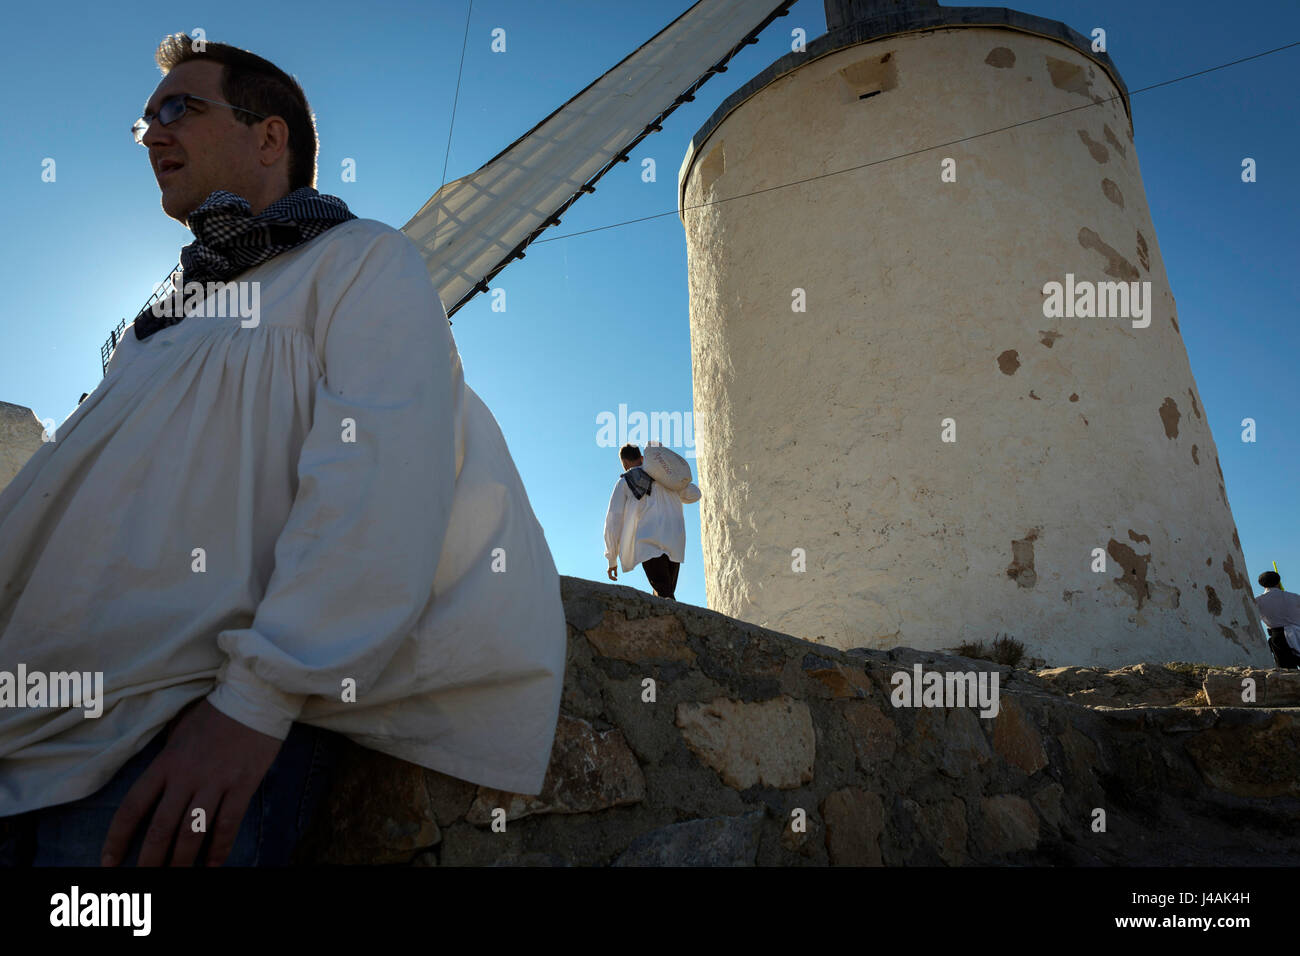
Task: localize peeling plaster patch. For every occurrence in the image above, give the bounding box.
[1029,390,1041,400]
[1244,594,1264,632]
[1232,529,1241,551]
[1078,227,1139,280]
[985,47,1015,68]
[1214,456,1226,484]
[1187,388,1201,420]
[1170,311,1179,332]
[1218,484,1228,507]
[1069,393,1079,402]
[1191,444,1199,465]
[1007,529,1040,589]
[1101,178,1124,207]
[1076,129,1109,163]
[1158,397,1181,439]
[1206,557,1213,567]
[1062,589,1081,603]
[699,143,726,192]
[1206,585,1223,616]
[1218,623,1249,652]
[1103,124,1127,158]
[1107,538,1150,608]
[1223,555,1248,591]
[1136,231,1150,271]
[1149,582,1180,609]
[1128,529,1151,545]
[839,54,899,99]
[1038,330,1061,348]
[1047,57,1090,96]
[997,349,1020,375]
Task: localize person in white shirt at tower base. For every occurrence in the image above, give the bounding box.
[1255,571,1300,669]
[604,443,700,601]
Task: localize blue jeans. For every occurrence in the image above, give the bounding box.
[0,719,344,866]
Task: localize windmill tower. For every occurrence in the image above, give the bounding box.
[678,0,1268,666]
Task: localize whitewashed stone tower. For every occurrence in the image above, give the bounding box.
[678,0,1268,666]
[0,403,45,495]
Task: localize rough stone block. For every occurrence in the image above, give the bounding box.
[822,787,885,865]
[1031,781,1065,831]
[585,609,696,663]
[466,713,645,823]
[908,797,968,866]
[1203,671,1266,706]
[978,795,1040,855]
[1265,670,1300,707]
[675,695,815,790]
[306,743,440,865]
[909,705,992,779]
[839,699,899,769]
[992,698,1048,775]
[613,810,765,866]
[1185,712,1300,798]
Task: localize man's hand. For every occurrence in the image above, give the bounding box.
[101,699,283,867]
[607,566,618,581]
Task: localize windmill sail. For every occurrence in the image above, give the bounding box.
[401,0,797,319]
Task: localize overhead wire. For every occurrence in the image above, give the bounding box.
[528,39,1300,247]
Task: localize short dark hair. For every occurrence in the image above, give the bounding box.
[1259,570,1282,589]
[154,33,318,191]
[619,444,642,463]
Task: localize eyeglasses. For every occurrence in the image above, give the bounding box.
[131,94,267,145]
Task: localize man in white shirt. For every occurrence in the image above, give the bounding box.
[1255,571,1300,669]
[604,443,700,600]
[0,34,565,867]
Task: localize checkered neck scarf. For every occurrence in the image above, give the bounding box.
[133,187,357,341]
[622,466,654,500]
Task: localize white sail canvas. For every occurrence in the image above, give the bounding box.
[400,0,796,318]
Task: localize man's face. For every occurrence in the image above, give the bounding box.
[140,60,271,225]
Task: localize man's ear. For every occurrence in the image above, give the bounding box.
[259,115,291,168]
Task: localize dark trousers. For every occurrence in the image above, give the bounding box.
[642,553,680,600]
[0,720,344,866]
[1267,627,1300,669]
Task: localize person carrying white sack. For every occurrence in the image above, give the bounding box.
[603,442,701,600]
[1256,570,1300,669]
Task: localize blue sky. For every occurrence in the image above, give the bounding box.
[1,0,1296,626]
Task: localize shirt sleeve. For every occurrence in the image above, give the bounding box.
[206,228,455,740]
[603,481,627,569]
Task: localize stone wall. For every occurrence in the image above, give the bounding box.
[299,576,1300,865]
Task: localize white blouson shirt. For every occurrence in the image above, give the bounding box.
[0,218,567,814]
